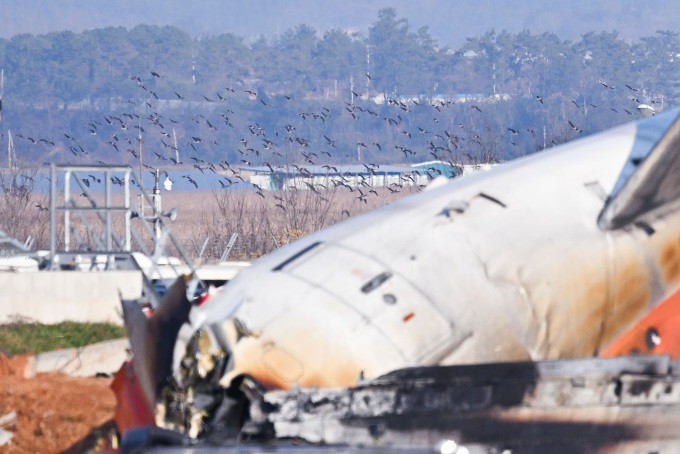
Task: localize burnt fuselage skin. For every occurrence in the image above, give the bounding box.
[187,116,680,390]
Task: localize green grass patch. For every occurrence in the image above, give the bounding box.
[0,321,127,355]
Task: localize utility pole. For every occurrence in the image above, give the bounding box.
[350,75,354,104]
[7,129,15,170]
[0,69,5,169]
[138,128,143,187]
[152,169,162,245]
[582,93,587,117]
[1,69,4,168]
[172,128,180,164]
[543,126,547,150]
[192,56,196,85]
[0,69,15,173]
[0,69,4,124]
[365,45,370,98]
[137,127,145,214]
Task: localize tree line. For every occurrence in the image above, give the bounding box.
[0,8,678,167]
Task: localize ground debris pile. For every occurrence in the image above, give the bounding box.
[0,353,115,453]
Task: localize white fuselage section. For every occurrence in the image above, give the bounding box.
[190,119,680,389]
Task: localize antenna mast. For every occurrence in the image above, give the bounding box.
[138,128,143,187]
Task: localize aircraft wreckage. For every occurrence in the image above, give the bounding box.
[114,108,680,452]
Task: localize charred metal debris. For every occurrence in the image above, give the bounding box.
[132,328,680,452]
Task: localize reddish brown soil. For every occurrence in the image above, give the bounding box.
[0,354,115,453]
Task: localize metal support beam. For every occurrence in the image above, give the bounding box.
[105,169,112,251]
[49,164,56,268]
[64,170,70,251]
[47,164,203,301]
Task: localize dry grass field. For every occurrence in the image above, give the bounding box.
[0,175,419,262]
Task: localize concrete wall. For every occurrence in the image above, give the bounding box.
[0,271,142,325]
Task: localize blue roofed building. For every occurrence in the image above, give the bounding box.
[241,161,480,191]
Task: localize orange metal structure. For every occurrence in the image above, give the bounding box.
[110,360,156,436]
[600,286,680,358]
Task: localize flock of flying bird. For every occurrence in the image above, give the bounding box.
[10,69,656,210]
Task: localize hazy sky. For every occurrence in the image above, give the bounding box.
[0,0,678,46]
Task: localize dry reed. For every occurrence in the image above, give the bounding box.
[0,168,418,262]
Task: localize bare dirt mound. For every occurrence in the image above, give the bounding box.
[0,354,115,453]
